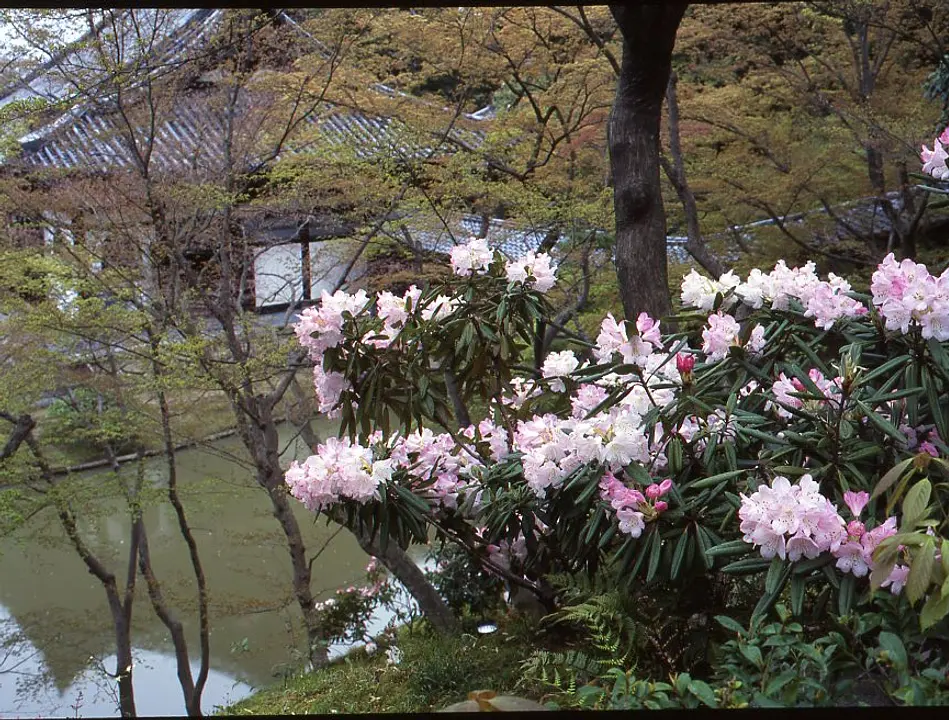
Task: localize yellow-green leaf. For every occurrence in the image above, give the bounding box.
[902,479,932,530]
[920,592,949,630]
[871,457,914,499]
[906,539,935,605]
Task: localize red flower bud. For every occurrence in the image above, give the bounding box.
[676,352,695,374]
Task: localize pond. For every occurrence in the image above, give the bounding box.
[0,421,425,717]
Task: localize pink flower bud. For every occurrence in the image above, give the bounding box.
[654,500,668,513]
[846,520,865,538]
[676,353,695,374]
[658,479,673,496]
[645,483,662,499]
[920,441,939,457]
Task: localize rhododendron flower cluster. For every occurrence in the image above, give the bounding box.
[739,475,847,562]
[542,350,580,392]
[514,407,654,498]
[871,253,949,341]
[682,262,867,332]
[449,237,494,276]
[597,472,673,539]
[390,426,489,510]
[769,369,842,419]
[680,268,741,311]
[921,127,949,180]
[739,478,905,591]
[291,238,559,416]
[449,237,557,294]
[593,312,664,366]
[285,436,392,512]
[701,312,766,361]
[505,250,557,292]
[833,490,898,579]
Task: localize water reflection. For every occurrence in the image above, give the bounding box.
[0,422,414,716]
[0,602,252,717]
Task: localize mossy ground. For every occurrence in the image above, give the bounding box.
[219,615,551,715]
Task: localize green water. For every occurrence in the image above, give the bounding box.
[0,421,402,716]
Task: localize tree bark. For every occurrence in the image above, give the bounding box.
[608,3,688,321]
[350,522,459,635]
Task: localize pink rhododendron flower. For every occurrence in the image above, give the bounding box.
[636,312,662,348]
[701,312,741,361]
[571,383,609,419]
[542,350,580,392]
[881,564,910,595]
[843,490,869,518]
[450,237,494,276]
[769,369,841,419]
[921,136,949,179]
[834,540,870,577]
[739,474,846,561]
[680,269,740,311]
[871,253,949,341]
[506,251,557,292]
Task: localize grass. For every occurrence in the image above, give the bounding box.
[220,616,548,715]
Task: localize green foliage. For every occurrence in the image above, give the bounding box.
[425,543,506,616]
[43,387,142,454]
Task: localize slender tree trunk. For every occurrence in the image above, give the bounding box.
[233,396,329,668]
[608,3,688,321]
[661,70,725,278]
[147,329,210,715]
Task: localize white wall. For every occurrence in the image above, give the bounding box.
[254,243,303,308]
[254,239,366,309]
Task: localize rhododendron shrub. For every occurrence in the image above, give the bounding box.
[288,233,949,631]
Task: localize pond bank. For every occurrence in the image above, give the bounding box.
[48,415,289,475]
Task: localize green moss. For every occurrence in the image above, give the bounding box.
[219,619,542,715]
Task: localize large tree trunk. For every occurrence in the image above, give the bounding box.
[608,3,688,321]
[352,524,459,635]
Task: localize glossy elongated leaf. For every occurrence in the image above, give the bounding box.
[687,680,717,708]
[645,529,662,583]
[857,354,911,386]
[877,632,908,671]
[721,556,773,575]
[694,524,714,570]
[753,563,792,620]
[837,573,855,615]
[706,539,753,558]
[670,530,690,581]
[790,575,806,616]
[902,479,932,530]
[715,615,746,634]
[920,592,949,631]
[765,558,785,595]
[906,539,935,605]
[855,400,906,443]
[689,468,746,489]
[871,457,914,499]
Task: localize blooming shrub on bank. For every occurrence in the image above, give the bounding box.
[288,186,949,633]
